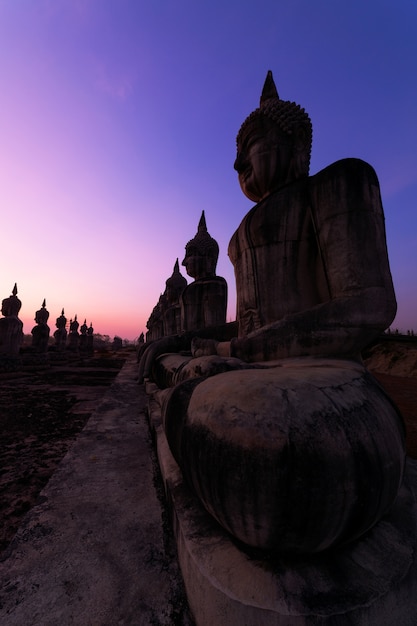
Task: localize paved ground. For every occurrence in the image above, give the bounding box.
[0,356,124,552]
[0,355,193,626]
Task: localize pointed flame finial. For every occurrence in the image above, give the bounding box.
[260,70,279,106]
[198,210,207,233]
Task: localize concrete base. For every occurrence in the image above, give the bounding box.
[147,384,417,625]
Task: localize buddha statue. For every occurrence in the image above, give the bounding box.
[79,318,88,352]
[146,296,165,341]
[87,322,94,353]
[68,315,80,351]
[162,259,187,336]
[138,211,231,384]
[54,308,67,350]
[140,72,406,556]
[0,283,24,359]
[180,211,227,332]
[31,299,50,353]
[227,71,396,361]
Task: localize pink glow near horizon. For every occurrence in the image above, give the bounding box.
[0,1,416,340]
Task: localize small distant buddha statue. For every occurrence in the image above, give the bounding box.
[180,211,227,332]
[146,296,165,341]
[31,299,50,353]
[0,283,24,358]
[79,318,88,353]
[68,315,80,351]
[140,71,406,557]
[87,322,94,353]
[54,308,67,350]
[162,259,187,336]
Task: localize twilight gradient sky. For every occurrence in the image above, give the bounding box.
[1,0,416,340]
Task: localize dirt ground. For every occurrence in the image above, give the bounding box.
[0,353,126,553]
[364,337,417,458]
[371,372,417,459]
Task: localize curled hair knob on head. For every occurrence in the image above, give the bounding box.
[236,70,313,177]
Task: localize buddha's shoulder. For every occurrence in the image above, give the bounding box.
[311,158,380,188]
[184,276,227,290]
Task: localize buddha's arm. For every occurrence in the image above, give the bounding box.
[230,285,395,362]
[138,321,238,382]
[231,160,397,362]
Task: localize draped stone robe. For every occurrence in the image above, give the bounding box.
[228,158,396,359]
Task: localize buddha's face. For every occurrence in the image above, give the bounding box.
[1,299,9,317]
[182,246,213,281]
[234,118,295,202]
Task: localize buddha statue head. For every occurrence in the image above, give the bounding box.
[182,211,219,280]
[1,284,22,317]
[234,70,312,202]
[165,259,187,304]
[35,299,49,325]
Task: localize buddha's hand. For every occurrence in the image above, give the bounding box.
[191,337,219,357]
[137,334,191,383]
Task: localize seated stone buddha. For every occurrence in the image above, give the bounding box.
[0,283,24,358]
[54,308,67,350]
[140,71,406,556]
[31,299,50,353]
[180,210,227,332]
[162,259,187,336]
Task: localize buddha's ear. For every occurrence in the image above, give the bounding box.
[293,125,310,152]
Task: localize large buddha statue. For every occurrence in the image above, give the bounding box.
[227,71,396,361]
[141,72,406,557]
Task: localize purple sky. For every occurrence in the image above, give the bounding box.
[1,0,416,340]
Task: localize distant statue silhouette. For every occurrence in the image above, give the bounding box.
[31,299,50,353]
[0,283,24,359]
